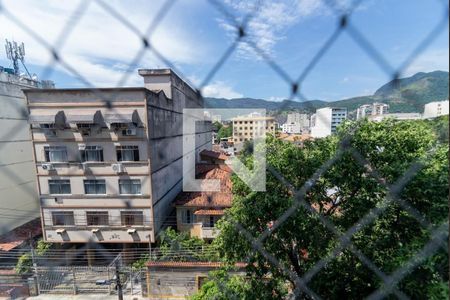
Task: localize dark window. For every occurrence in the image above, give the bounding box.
[119,179,141,194]
[121,211,144,226]
[81,146,103,162]
[52,211,74,226]
[40,124,55,129]
[48,180,71,194]
[116,146,139,161]
[182,209,194,224]
[84,179,106,194]
[86,211,109,226]
[44,146,67,162]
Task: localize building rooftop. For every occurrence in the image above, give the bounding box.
[147,261,247,268]
[0,218,41,252]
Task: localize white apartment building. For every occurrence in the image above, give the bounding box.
[281,122,302,134]
[356,102,389,120]
[25,69,211,245]
[368,112,422,122]
[0,67,54,235]
[423,100,449,119]
[310,107,347,138]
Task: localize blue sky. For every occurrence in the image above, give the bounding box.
[0,0,448,101]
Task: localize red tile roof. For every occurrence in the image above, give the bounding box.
[0,218,41,252]
[147,261,246,268]
[200,149,229,161]
[174,166,233,208]
[194,209,225,216]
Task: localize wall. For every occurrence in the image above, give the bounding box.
[0,75,39,235]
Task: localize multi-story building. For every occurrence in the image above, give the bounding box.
[286,113,310,130]
[232,115,276,152]
[310,107,347,138]
[368,112,423,122]
[280,122,302,134]
[356,102,389,120]
[25,69,211,245]
[423,100,449,119]
[0,66,54,235]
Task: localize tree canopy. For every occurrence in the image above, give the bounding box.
[195,118,448,299]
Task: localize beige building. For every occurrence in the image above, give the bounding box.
[25,69,211,245]
[232,115,276,152]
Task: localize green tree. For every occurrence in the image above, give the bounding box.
[198,119,448,299]
[15,239,51,274]
[217,125,232,142]
[158,227,219,262]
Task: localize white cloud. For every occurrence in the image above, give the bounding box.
[218,0,352,60]
[403,48,449,76]
[201,81,243,99]
[269,96,285,102]
[0,0,203,87]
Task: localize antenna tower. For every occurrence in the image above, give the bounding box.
[5,39,31,77]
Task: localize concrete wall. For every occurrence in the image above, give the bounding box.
[0,76,39,235]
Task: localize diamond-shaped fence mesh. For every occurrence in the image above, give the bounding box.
[0,0,448,299]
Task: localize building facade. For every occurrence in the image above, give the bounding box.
[356,102,389,120]
[280,122,302,134]
[0,68,54,235]
[25,69,211,244]
[310,107,347,138]
[368,112,423,122]
[423,100,449,119]
[232,115,276,152]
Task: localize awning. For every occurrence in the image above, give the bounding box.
[28,110,66,127]
[66,110,103,125]
[104,110,141,127]
[194,209,225,216]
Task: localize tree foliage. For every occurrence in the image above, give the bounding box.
[15,239,51,274]
[196,119,448,299]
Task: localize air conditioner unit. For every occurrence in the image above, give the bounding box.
[80,163,89,171]
[56,228,66,234]
[78,144,86,150]
[42,163,55,171]
[122,128,136,136]
[91,228,100,233]
[127,228,136,234]
[112,163,124,173]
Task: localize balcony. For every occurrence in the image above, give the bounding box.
[201,226,219,239]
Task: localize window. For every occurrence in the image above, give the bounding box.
[52,211,74,226]
[86,211,109,226]
[182,209,195,224]
[40,124,55,129]
[119,179,141,194]
[121,211,144,226]
[44,146,67,162]
[84,179,106,194]
[81,146,103,162]
[48,180,71,194]
[208,216,219,227]
[116,146,139,161]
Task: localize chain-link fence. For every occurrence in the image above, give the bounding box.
[0,0,448,299]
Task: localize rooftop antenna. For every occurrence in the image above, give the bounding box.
[5,39,31,77]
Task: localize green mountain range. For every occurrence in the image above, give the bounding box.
[204,71,449,114]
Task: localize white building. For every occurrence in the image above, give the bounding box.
[281,122,302,134]
[0,67,54,235]
[25,69,211,245]
[356,102,389,120]
[310,107,347,138]
[423,100,449,119]
[368,113,422,122]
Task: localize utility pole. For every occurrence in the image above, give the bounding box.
[29,233,40,295]
[115,260,123,300]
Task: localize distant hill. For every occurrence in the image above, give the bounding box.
[204,71,449,114]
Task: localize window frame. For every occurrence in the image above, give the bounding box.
[118,179,142,195]
[86,211,109,226]
[83,179,107,194]
[52,211,75,226]
[80,145,104,162]
[120,211,144,226]
[116,145,140,162]
[48,179,71,195]
[44,146,68,162]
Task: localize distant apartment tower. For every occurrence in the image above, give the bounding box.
[356,102,389,120]
[310,107,347,138]
[282,112,310,134]
[423,100,449,119]
[232,115,276,152]
[25,69,211,244]
[0,67,54,235]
